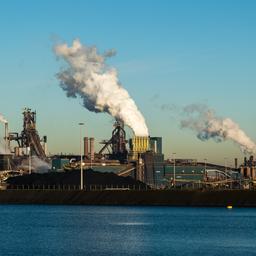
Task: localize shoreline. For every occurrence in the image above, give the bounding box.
[0,190,256,207]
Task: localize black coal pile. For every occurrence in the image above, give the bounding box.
[7,169,147,188]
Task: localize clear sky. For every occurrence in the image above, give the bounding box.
[0,0,255,166]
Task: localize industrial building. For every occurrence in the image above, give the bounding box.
[0,107,249,190]
[57,121,165,188]
[163,158,242,189]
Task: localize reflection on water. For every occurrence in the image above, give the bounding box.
[0,205,256,256]
[113,222,152,226]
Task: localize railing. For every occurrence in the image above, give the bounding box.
[5,180,251,191]
[166,179,245,190]
[6,184,149,191]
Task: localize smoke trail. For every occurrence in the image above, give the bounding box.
[0,144,4,154]
[18,156,51,174]
[31,156,51,173]
[181,104,256,154]
[0,114,7,124]
[54,39,149,136]
[0,114,9,155]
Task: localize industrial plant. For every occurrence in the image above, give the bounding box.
[0,107,255,191]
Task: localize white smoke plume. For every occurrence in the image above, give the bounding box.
[31,156,51,173]
[18,156,51,174]
[0,142,10,154]
[0,114,9,155]
[181,104,256,155]
[54,39,149,136]
[0,114,7,124]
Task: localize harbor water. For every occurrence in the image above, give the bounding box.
[1,205,256,256]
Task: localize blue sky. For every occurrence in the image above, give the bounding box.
[0,0,255,165]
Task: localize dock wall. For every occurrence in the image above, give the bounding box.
[0,190,256,206]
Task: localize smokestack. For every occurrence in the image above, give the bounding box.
[89,137,95,161]
[244,157,247,166]
[43,136,48,156]
[84,137,89,158]
[235,158,238,169]
[4,122,9,153]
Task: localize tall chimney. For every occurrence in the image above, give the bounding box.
[89,137,95,161]
[84,137,89,158]
[43,136,48,156]
[4,122,9,153]
[235,158,238,169]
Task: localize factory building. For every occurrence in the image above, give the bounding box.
[149,137,162,154]
[141,151,165,187]
[164,163,205,183]
[131,136,165,187]
[163,159,241,186]
[77,124,165,187]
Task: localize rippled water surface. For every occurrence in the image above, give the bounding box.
[1,205,256,256]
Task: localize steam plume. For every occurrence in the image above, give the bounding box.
[31,156,51,173]
[0,114,9,154]
[0,142,10,154]
[54,39,149,136]
[18,156,50,173]
[181,104,256,154]
[0,114,7,124]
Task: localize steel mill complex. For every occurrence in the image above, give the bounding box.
[0,108,255,191]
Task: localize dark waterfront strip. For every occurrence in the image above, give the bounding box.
[0,190,256,207]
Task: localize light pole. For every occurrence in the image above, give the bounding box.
[204,158,207,177]
[224,157,228,188]
[79,123,84,190]
[28,144,32,174]
[224,157,228,171]
[173,153,176,188]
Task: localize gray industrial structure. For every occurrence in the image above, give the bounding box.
[8,108,47,160]
[0,108,48,173]
[98,121,128,163]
